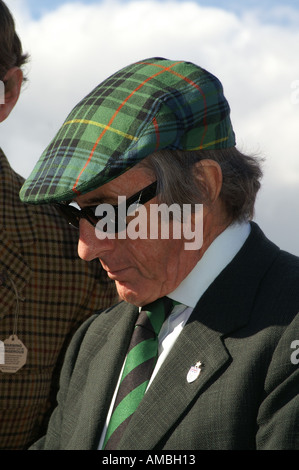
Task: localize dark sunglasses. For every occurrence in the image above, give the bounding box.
[54,181,158,233]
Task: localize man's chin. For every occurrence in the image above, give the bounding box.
[115,281,141,306]
[116,282,163,308]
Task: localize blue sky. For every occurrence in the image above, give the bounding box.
[25,0,299,23]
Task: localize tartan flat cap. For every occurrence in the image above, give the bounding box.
[20,57,236,204]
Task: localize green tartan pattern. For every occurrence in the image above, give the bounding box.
[20,58,235,204]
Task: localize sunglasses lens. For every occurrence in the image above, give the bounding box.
[54,181,157,232]
[84,208,99,228]
[55,204,80,228]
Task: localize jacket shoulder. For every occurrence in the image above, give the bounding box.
[266,249,299,302]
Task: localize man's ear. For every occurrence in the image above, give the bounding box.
[0,67,23,123]
[193,159,223,203]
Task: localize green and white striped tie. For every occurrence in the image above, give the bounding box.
[103,297,175,449]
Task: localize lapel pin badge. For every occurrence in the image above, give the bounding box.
[187,361,202,383]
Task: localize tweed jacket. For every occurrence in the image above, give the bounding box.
[0,150,118,450]
[31,222,299,450]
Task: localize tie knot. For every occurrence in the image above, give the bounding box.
[138,297,177,337]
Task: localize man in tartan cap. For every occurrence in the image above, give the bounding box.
[24,58,299,450]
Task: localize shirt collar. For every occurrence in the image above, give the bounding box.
[168,222,251,308]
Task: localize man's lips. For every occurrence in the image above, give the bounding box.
[105,266,132,281]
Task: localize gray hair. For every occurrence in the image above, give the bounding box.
[139,147,263,222]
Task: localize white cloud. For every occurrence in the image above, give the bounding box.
[2,0,299,254]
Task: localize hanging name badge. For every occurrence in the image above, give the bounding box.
[0,341,4,365]
[0,335,28,374]
[187,361,202,383]
[0,274,28,373]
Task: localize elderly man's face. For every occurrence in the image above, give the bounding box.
[76,164,202,306]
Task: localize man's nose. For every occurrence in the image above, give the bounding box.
[77,219,115,261]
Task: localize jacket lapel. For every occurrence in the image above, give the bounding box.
[118,317,231,449]
[117,223,280,449]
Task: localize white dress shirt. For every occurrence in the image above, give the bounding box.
[98,221,251,449]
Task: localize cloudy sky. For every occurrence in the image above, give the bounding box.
[2,0,299,255]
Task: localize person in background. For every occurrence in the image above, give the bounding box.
[21,57,298,450]
[0,0,117,450]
